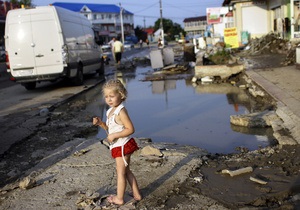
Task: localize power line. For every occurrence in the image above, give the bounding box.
[130,2,159,14]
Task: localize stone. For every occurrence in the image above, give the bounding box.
[230,110,275,128]
[19,177,36,189]
[140,145,163,157]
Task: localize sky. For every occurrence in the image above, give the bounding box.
[32,0,224,27]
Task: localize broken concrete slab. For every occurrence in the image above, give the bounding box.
[230,110,278,128]
[194,64,244,80]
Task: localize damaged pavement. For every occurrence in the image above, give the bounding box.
[1,36,300,209]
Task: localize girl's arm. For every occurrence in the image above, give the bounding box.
[107,108,135,142]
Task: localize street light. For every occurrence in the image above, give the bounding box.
[120,3,125,43]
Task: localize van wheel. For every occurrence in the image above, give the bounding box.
[22,82,36,90]
[73,65,84,86]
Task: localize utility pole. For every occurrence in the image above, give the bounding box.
[159,0,164,47]
[143,16,146,29]
[291,0,294,39]
[119,3,125,43]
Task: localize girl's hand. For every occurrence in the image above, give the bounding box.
[92,117,100,125]
[107,134,117,143]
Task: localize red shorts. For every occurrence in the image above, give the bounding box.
[111,138,139,158]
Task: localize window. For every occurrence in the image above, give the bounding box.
[93,14,97,20]
[109,25,115,31]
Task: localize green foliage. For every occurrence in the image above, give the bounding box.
[209,49,231,65]
[134,26,147,41]
[10,0,32,6]
[153,18,184,40]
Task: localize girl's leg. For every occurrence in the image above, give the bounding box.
[112,157,127,205]
[124,155,142,200]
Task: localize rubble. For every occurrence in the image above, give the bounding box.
[237,32,299,66]
[230,110,277,128]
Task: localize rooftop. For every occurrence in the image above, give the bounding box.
[183,16,206,23]
[52,2,133,15]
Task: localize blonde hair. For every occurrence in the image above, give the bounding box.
[102,79,128,101]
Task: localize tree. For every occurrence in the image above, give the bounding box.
[134,26,147,41]
[153,18,184,40]
[10,0,32,7]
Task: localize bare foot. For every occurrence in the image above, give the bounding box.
[128,191,142,201]
[107,195,124,205]
[134,194,142,201]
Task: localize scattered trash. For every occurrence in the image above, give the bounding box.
[73,149,90,157]
[221,166,253,177]
[250,176,268,185]
[201,76,213,83]
[193,176,204,183]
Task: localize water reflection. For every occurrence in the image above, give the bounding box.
[95,66,273,154]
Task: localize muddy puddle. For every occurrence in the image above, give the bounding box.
[82,65,274,154]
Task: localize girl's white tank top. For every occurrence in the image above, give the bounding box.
[106,103,130,150]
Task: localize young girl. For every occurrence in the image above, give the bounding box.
[98,79,142,205]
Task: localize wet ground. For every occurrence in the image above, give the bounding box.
[0,47,300,209]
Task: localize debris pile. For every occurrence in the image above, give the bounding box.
[237,32,300,66]
[141,63,190,81]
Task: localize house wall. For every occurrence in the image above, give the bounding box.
[233,1,271,43]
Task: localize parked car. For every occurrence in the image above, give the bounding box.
[125,35,138,44]
[124,41,134,49]
[101,44,111,53]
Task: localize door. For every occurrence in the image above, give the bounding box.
[29,9,63,75]
[7,13,37,77]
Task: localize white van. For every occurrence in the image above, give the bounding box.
[5,5,104,90]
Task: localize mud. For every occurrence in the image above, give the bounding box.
[164,145,300,209]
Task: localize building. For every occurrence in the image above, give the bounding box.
[222,0,300,43]
[52,2,135,43]
[183,16,207,37]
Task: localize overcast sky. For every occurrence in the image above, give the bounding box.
[32,0,224,27]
